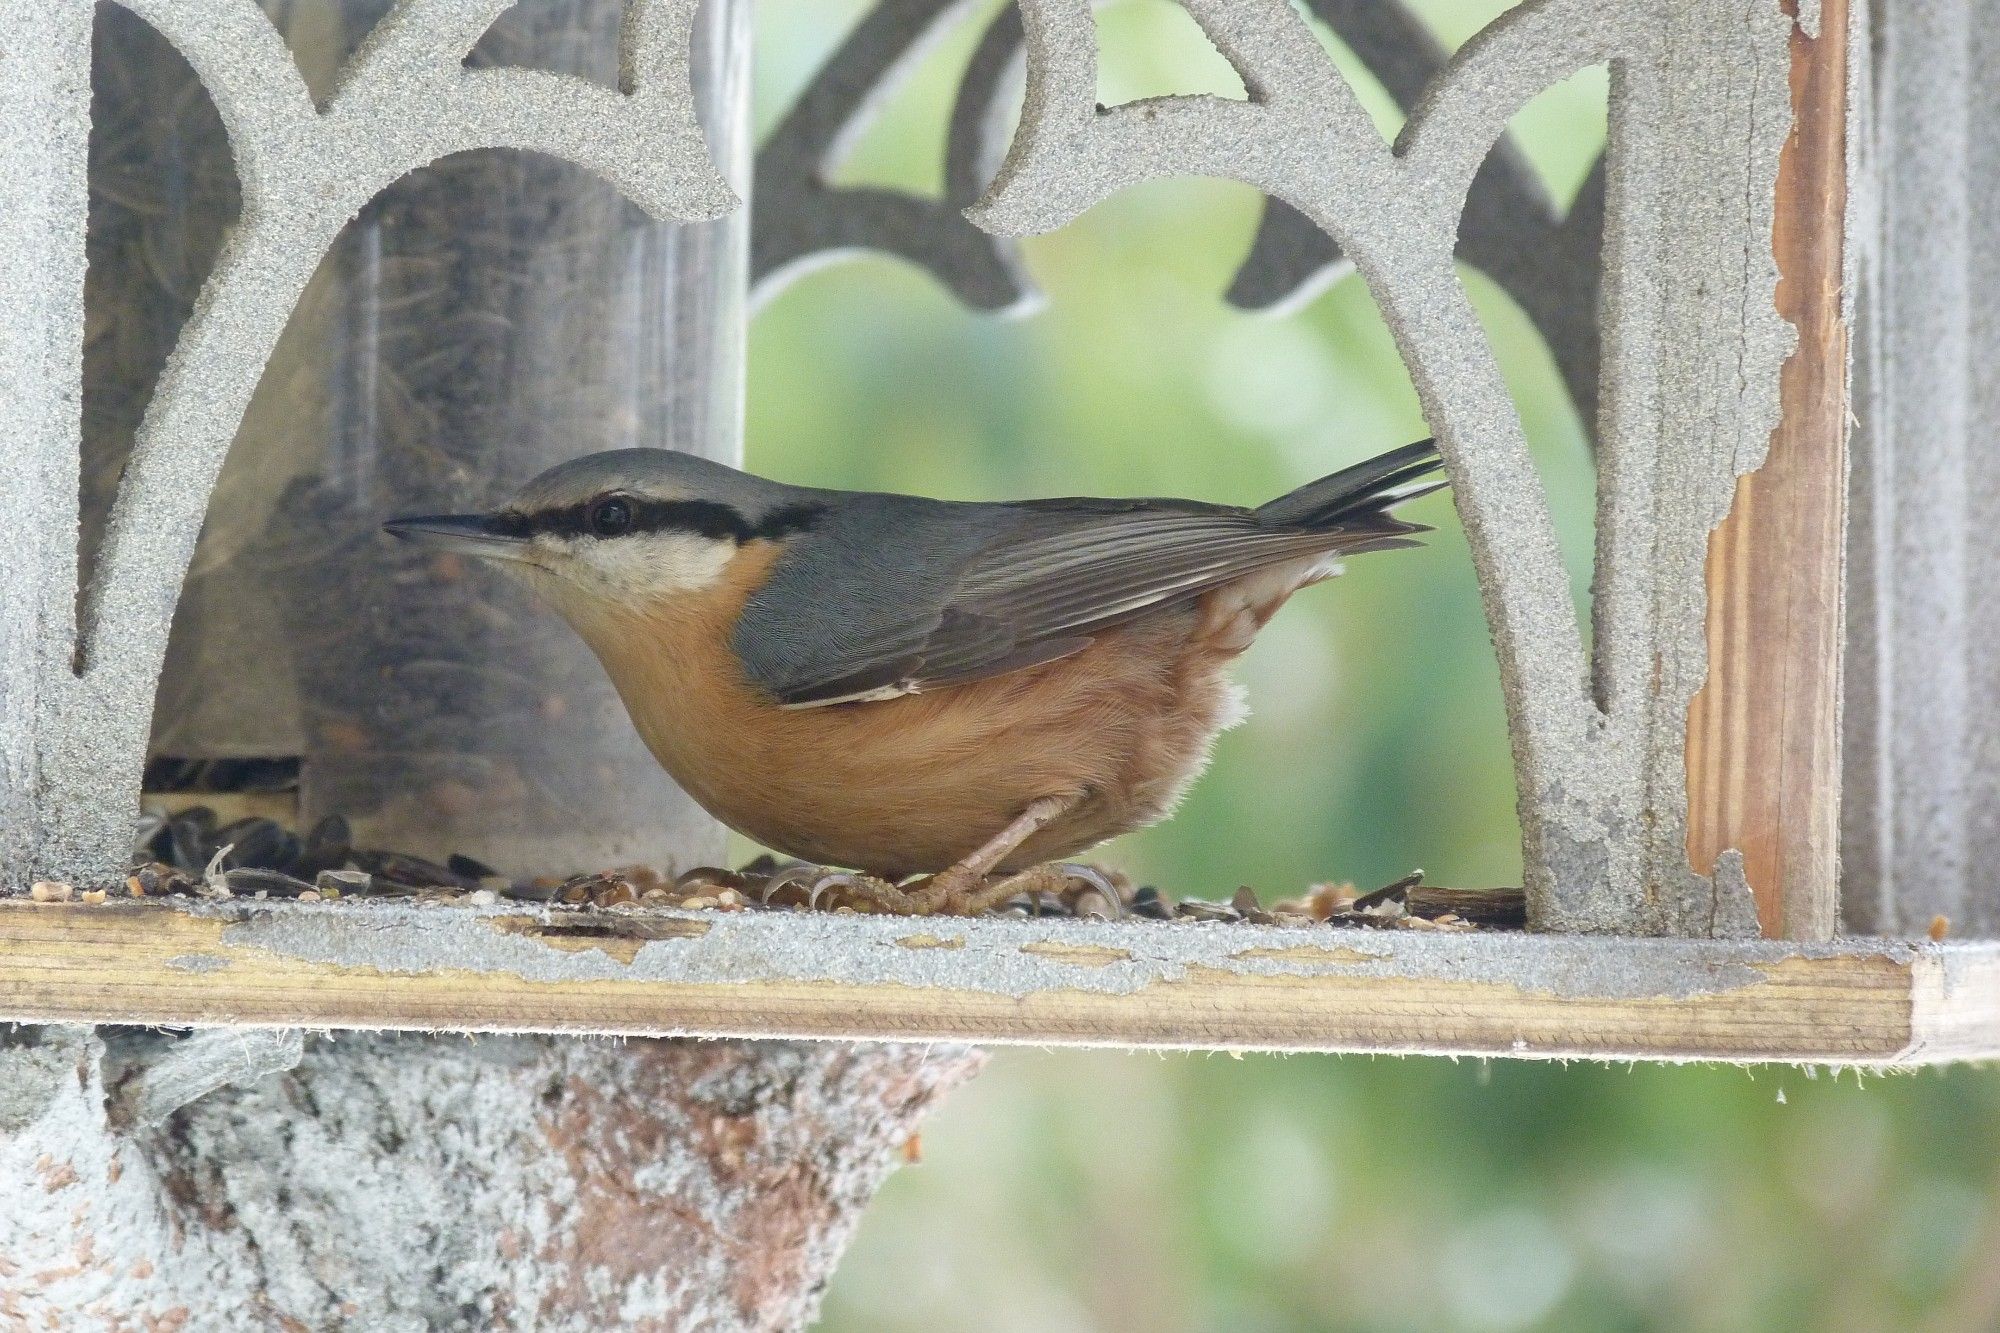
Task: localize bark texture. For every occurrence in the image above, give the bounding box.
[0,1026,982,1330]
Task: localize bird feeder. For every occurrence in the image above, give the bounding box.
[2,0,1993,1066]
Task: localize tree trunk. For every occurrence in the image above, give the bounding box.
[1,1026,982,1330]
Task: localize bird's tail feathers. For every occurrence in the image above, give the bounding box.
[1255,439,1445,546]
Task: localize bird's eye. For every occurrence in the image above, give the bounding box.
[587,495,634,538]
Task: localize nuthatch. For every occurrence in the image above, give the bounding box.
[386,440,1443,915]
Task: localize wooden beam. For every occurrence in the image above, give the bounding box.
[1687,0,1851,940]
[0,899,1992,1064]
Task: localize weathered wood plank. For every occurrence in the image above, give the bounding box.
[0,899,1988,1064]
[1687,0,1851,940]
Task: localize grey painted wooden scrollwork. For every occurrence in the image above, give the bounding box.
[1227,0,1604,437]
[0,0,733,885]
[752,0,1033,312]
[966,0,1796,934]
[752,0,1605,438]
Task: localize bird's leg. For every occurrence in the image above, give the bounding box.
[907,793,1084,916]
[804,794,1083,917]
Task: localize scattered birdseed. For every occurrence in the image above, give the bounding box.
[316,870,373,895]
[15,808,1523,930]
[1175,900,1240,924]
[223,868,316,898]
[29,881,75,903]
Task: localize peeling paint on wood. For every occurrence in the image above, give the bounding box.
[0,899,1990,1064]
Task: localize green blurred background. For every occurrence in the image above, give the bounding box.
[746,3,2000,1329]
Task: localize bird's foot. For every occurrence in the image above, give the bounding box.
[956,863,1128,917]
[776,863,1129,918]
[806,865,984,916]
[798,870,933,915]
[785,865,1026,917]
[780,865,1006,917]
[904,862,1127,918]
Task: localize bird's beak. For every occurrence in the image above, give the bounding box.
[383,513,530,562]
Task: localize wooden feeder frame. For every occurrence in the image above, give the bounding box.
[2,0,1994,1066]
[5,897,1996,1065]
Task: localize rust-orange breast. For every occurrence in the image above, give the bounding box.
[562,540,1307,875]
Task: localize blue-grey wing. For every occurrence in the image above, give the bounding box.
[730,496,1359,708]
[730,443,1442,707]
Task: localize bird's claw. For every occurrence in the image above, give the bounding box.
[806,870,931,915]
[1053,863,1125,918]
[755,863,822,906]
[809,866,1022,917]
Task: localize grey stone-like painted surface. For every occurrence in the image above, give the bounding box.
[186,894,1893,1008]
[751,0,1604,435]
[86,0,752,879]
[752,0,1033,312]
[0,4,93,888]
[1228,0,1605,440]
[1842,2,1999,938]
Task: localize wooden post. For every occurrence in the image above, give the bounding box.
[1686,0,1851,941]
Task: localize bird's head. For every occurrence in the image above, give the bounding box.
[384,448,822,620]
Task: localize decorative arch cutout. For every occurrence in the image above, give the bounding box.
[961,0,1791,936]
[2,0,734,885]
[742,0,1801,935]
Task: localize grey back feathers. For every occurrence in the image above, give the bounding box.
[731,439,1444,708]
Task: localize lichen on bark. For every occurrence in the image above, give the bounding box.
[1,1026,982,1331]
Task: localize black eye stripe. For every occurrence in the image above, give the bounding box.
[483,510,532,539]
[587,496,634,536]
[498,498,826,543]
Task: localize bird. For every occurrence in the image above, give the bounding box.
[385,440,1445,916]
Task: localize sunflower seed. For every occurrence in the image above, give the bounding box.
[224,868,315,897]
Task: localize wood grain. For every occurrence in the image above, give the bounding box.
[1687,0,1850,940]
[0,899,1990,1065]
